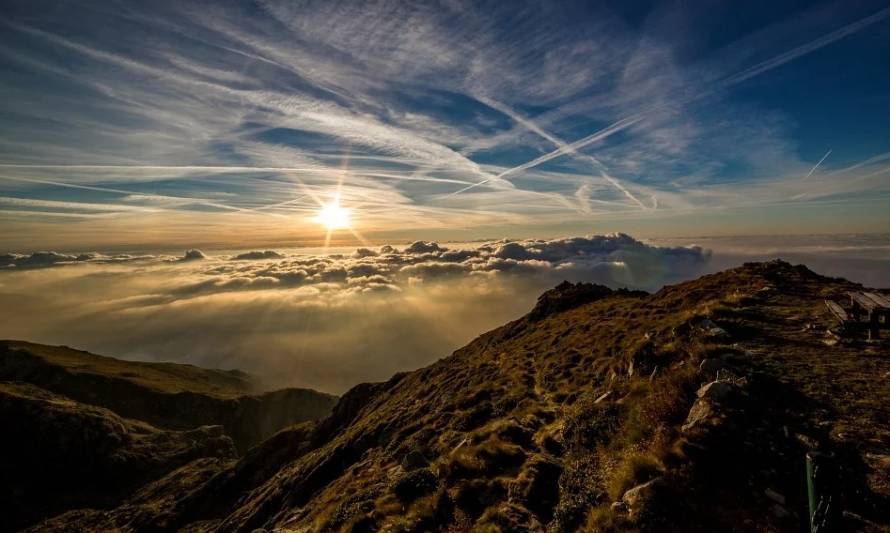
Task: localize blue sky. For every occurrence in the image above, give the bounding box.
[1,0,889,250]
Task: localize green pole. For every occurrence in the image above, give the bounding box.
[806,453,817,533]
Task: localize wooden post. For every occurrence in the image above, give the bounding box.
[806,454,817,533]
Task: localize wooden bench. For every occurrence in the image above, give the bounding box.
[846,291,890,340]
[863,292,890,308]
[824,300,848,322]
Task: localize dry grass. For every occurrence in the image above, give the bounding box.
[606,453,663,501]
[25,261,890,531]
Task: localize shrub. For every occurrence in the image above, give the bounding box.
[606,453,663,501]
[562,394,619,451]
[393,468,437,502]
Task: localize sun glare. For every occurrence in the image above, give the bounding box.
[316,200,351,230]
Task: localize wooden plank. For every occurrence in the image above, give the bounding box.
[849,291,878,311]
[863,292,890,309]
[825,300,848,322]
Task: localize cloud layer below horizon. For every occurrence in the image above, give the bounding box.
[0,234,711,393]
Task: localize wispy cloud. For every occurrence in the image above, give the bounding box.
[449,5,890,200]
[0,0,887,246]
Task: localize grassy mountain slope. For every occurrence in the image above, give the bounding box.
[0,341,338,452]
[20,261,890,531]
[0,340,255,397]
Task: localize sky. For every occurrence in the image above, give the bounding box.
[0,0,889,250]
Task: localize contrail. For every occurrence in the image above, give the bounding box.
[0,174,283,217]
[475,96,648,209]
[449,6,890,197]
[717,6,890,89]
[803,149,832,180]
[0,164,472,186]
[444,113,645,199]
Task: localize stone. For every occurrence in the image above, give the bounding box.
[621,477,662,519]
[594,391,612,404]
[682,379,746,433]
[696,380,738,402]
[764,488,785,505]
[794,433,819,450]
[682,398,718,433]
[697,319,729,339]
[611,501,628,513]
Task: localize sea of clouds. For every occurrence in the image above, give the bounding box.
[2,233,712,393]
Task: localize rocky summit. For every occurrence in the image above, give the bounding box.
[4,261,890,532]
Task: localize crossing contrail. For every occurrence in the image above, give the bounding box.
[803,149,832,180]
[474,96,648,209]
[448,5,890,198]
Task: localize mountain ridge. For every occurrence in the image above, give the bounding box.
[6,261,890,532]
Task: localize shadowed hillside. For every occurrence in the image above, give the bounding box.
[10,261,890,532]
[0,341,338,453]
[0,342,337,531]
[0,382,237,532]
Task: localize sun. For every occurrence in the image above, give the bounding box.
[315,199,351,230]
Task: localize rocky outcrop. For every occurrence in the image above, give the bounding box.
[681,378,748,435]
[528,281,620,321]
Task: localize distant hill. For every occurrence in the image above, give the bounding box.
[0,340,257,397]
[0,341,338,454]
[8,262,890,532]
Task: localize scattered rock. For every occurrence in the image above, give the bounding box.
[697,319,729,340]
[794,433,819,450]
[764,488,785,505]
[527,281,614,321]
[610,501,628,513]
[697,379,741,402]
[682,379,747,433]
[621,477,663,519]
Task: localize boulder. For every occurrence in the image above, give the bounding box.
[697,319,729,340]
[682,379,747,433]
[621,477,663,520]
